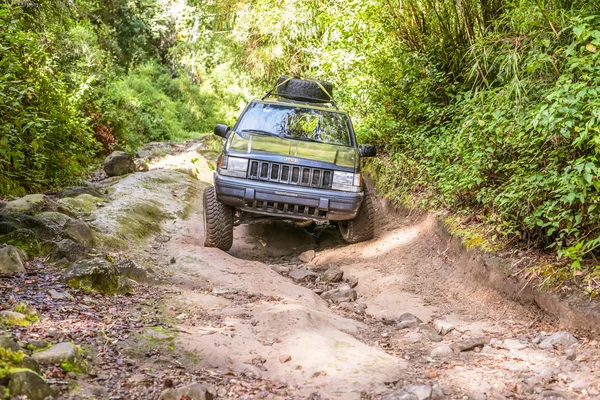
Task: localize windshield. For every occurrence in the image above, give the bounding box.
[235,102,352,146]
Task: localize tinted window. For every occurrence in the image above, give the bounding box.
[236,103,351,146]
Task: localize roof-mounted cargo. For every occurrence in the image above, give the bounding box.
[262,76,337,108]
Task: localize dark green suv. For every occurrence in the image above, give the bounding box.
[204,77,377,251]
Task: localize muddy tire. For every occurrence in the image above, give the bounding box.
[338,187,375,244]
[203,186,234,251]
[276,76,333,102]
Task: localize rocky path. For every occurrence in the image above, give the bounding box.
[1,140,600,399]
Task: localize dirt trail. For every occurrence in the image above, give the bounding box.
[94,141,597,400]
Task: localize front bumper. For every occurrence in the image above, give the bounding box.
[214,174,363,221]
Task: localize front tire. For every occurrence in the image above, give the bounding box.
[203,186,234,251]
[338,187,375,244]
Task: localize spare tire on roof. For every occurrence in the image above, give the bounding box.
[276,76,334,103]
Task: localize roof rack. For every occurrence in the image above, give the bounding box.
[261,92,339,110]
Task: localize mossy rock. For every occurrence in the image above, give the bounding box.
[51,239,95,263]
[57,194,102,215]
[61,257,130,295]
[116,200,168,241]
[0,213,56,239]
[92,232,128,251]
[2,195,56,215]
[7,369,54,400]
[0,229,54,257]
[0,311,29,327]
[35,211,74,231]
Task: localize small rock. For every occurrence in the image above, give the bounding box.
[539,331,578,349]
[279,354,292,363]
[14,301,37,317]
[433,319,454,335]
[354,303,366,315]
[321,268,343,282]
[345,275,359,288]
[430,345,454,358]
[103,151,136,177]
[159,383,216,400]
[569,379,590,392]
[404,385,432,400]
[115,259,152,282]
[382,390,418,400]
[128,374,151,387]
[32,342,78,364]
[0,335,21,351]
[134,158,149,172]
[398,313,422,329]
[420,325,442,342]
[565,348,577,361]
[288,268,319,282]
[0,310,29,326]
[321,287,357,303]
[271,265,290,274]
[453,336,490,352]
[502,339,528,351]
[0,244,26,276]
[431,384,445,400]
[298,250,315,263]
[170,257,176,264]
[61,220,95,248]
[48,288,72,300]
[541,389,573,398]
[405,332,423,343]
[8,370,55,400]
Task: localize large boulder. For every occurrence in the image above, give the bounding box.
[8,370,55,400]
[61,220,95,248]
[2,194,56,215]
[0,245,26,275]
[61,257,130,295]
[104,151,136,177]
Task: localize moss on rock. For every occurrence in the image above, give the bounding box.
[0,229,54,257]
[57,194,102,215]
[116,200,168,241]
[61,257,130,295]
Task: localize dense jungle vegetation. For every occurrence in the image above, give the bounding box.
[2,0,600,278]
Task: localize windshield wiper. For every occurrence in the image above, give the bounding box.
[240,129,277,137]
[283,135,323,144]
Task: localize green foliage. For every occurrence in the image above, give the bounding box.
[0,347,25,379]
[223,0,600,277]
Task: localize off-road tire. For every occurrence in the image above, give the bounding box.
[276,76,333,103]
[338,187,375,244]
[203,186,234,251]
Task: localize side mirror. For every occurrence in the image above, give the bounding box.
[214,124,231,138]
[359,144,377,158]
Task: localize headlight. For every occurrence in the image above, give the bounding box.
[332,171,362,192]
[219,156,248,178]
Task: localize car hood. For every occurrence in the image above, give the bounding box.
[229,133,358,169]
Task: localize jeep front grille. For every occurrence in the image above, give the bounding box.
[248,160,333,189]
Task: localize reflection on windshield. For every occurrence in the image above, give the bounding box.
[236,103,351,146]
